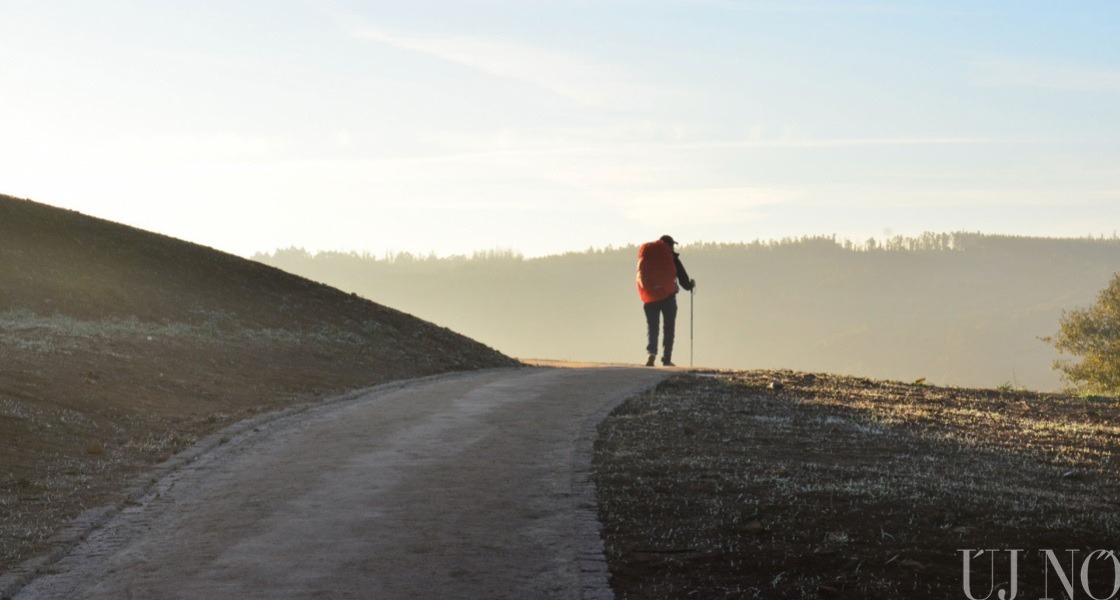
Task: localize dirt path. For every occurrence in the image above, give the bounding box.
[13,366,670,600]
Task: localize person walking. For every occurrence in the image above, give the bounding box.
[636,235,695,367]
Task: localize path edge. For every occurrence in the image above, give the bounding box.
[571,370,673,600]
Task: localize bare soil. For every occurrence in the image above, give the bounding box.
[594,371,1120,599]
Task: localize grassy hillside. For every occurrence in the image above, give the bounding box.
[256,235,1120,391]
[0,194,518,576]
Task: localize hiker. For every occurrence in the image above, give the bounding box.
[636,235,695,367]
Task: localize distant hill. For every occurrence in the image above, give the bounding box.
[0,194,517,576]
[256,234,1120,391]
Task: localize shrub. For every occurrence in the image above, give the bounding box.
[1046,273,1120,395]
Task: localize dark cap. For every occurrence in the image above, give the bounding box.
[659,235,677,246]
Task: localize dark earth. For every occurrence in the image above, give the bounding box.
[594,371,1120,599]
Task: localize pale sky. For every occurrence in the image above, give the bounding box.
[3,1,1119,257]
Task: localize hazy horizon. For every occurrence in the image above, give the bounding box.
[3,2,1119,259]
[256,234,1120,392]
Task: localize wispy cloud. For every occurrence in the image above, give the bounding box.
[115,132,286,162]
[969,57,1120,93]
[674,136,997,150]
[605,186,799,228]
[684,0,980,16]
[353,24,645,107]
[372,128,999,163]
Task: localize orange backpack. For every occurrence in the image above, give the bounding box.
[636,240,678,303]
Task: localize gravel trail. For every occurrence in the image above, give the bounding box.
[13,366,670,600]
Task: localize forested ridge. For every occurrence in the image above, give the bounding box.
[255,233,1120,391]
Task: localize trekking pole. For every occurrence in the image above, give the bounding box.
[690,287,695,368]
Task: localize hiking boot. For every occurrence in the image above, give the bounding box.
[662,361,676,367]
[645,354,656,367]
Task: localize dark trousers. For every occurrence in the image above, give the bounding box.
[644,295,678,362]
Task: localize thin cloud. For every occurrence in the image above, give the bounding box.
[354,24,645,107]
[607,187,799,228]
[427,121,997,151]
[969,57,1120,94]
[676,136,997,150]
[683,0,980,16]
[359,132,1000,164]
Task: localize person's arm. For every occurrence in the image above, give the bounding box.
[674,255,695,291]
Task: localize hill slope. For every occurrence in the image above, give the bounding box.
[0,194,518,575]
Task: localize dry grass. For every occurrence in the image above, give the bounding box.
[593,371,1120,599]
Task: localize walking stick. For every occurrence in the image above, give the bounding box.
[690,287,695,368]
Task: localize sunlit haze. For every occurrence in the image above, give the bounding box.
[3,1,1119,257]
